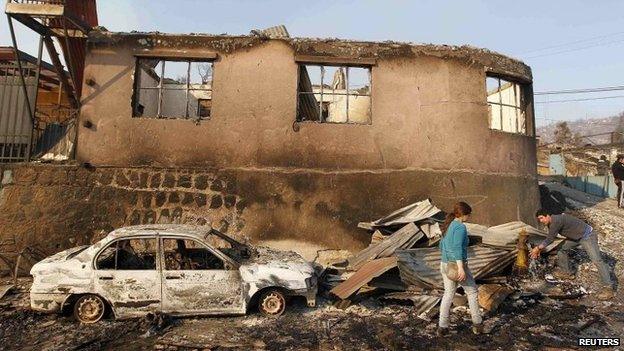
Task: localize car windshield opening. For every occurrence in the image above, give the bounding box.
[204,229,252,262]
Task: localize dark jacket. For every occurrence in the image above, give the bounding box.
[611,161,624,180]
[540,214,590,247]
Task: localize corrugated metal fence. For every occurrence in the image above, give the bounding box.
[565,175,617,199]
[0,60,76,163]
[0,62,36,163]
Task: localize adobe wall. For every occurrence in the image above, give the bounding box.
[77,36,535,177]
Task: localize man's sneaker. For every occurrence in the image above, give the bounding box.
[472,324,484,335]
[552,270,575,280]
[596,287,616,301]
[436,327,448,337]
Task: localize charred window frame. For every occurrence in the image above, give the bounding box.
[486,74,534,135]
[94,238,158,270]
[161,237,228,271]
[132,57,214,120]
[296,63,372,124]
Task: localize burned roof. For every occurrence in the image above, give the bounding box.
[87,30,532,81]
[0,46,71,90]
[108,224,211,240]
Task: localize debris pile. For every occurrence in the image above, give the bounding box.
[325,199,554,316]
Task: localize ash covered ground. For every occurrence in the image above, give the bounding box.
[1,184,623,351]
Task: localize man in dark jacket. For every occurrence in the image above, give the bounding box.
[530,209,615,300]
[611,154,624,207]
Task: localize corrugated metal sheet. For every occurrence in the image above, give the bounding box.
[473,250,517,278]
[419,222,441,239]
[330,257,397,300]
[379,292,440,316]
[489,221,546,236]
[0,75,36,145]
[0,47,65,90]
[368,269,407,291]
[466,221,547,248]
[258,25,290,38]
[348,223,420,270]
[358,199,442,230]
[564,175,615,199]
[395,245,515,289]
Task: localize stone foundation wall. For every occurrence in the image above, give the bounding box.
[0,164,245,256]
[0,163,539,260]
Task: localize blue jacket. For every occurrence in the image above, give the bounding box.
[440,219,468,262]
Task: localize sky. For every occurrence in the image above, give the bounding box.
[1,0,623,127]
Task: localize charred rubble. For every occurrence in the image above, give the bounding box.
[0,189,623,350]
[320,198,583,316]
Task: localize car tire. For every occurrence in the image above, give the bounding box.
[258,289,286,317]
[73,294,106,324]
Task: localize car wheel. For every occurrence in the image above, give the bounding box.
[73,294,106,324]
[259,289,286,317]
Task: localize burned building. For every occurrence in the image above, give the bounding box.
[69,30,538,249]
[0,27,538,255]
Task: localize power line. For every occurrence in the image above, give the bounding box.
[535,85,624,95]
[535,95,624,104]
[535,118,622,126]
[517,30,624,55]
[525,37,624,59]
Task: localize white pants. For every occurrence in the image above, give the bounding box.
[438,262,482,328]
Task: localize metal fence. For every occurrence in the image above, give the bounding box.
[0,60,76,163]
[0,62,37,163]
[565,175,617,199]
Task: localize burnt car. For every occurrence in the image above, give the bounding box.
[30,225,318,323]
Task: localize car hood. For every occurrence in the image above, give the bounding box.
[239,247,316,281]
[36,246,89,265]
[245,247,308,265]
[30,246,93,293]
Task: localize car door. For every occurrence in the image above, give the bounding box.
[93,236,162,318]
[160,236,245,315]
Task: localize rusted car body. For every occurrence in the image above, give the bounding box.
[30,225,318,322]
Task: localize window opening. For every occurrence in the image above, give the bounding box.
[486,75,531,135]
[297,64,371,124]
[162,238,224,270]
[96,238,157,270]
[133,58,213,119]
